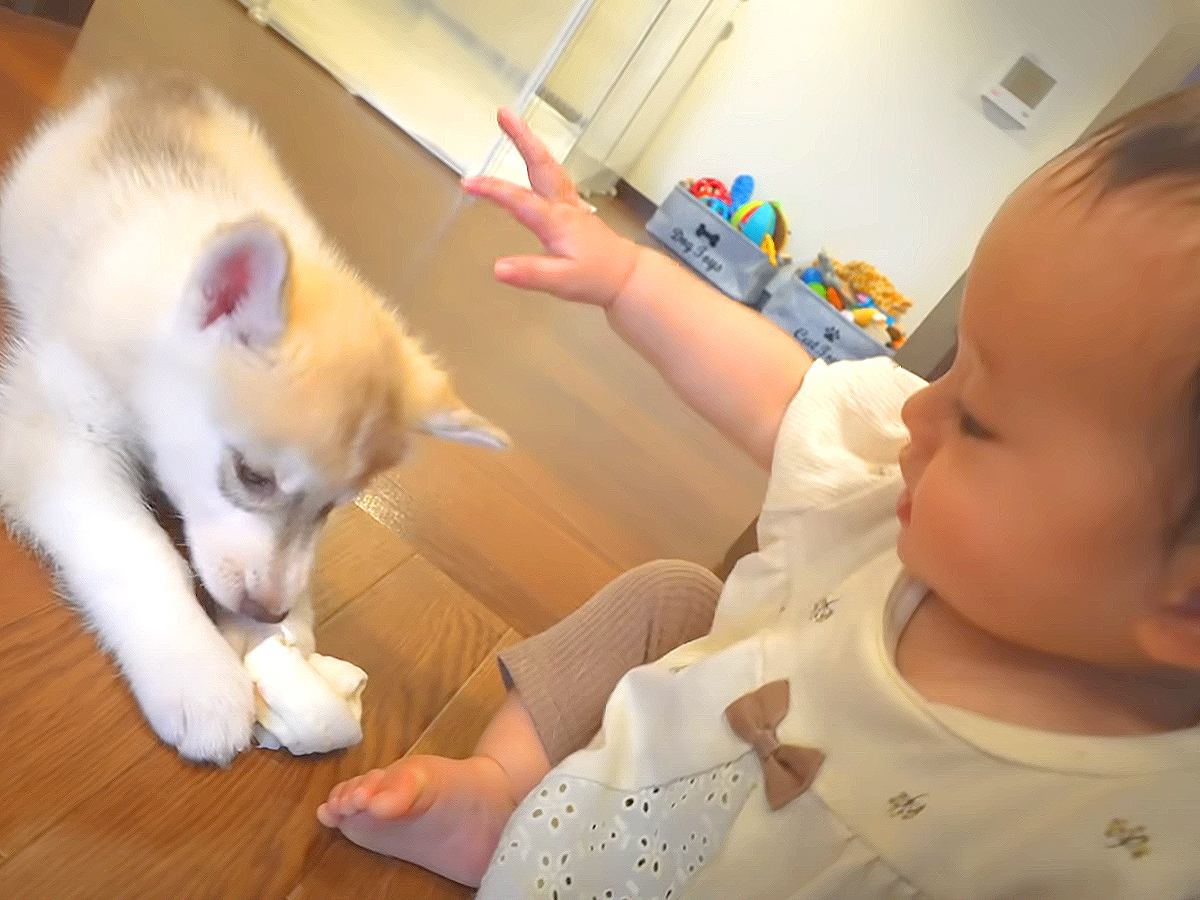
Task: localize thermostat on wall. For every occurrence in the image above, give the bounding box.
[983,56,1056,127]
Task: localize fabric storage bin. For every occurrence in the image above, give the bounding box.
[758,265,892,364]
[646,183,776,303]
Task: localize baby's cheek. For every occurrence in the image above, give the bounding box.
[911,477,1011,596]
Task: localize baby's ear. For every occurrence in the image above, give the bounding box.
[399,334,510,450]
[190,216,290,348]
[1136,589,1200,671]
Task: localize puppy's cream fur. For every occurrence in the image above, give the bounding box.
[0,76,505,763]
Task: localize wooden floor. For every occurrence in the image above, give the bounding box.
[0,3,765,899]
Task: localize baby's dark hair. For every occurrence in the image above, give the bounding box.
[1085,88,1200,194]
[1057,85,1200,543]
[1056,84,1200,199]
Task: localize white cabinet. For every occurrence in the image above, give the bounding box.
[240,0,740,192]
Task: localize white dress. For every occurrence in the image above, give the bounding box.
[478,358,1200,899]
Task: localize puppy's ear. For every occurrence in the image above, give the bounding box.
[191,217,289,348]
[398,334,510,450]
[418,400,510,450]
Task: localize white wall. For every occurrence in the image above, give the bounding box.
[1087,6,1200,129]
[627,0,1174,327]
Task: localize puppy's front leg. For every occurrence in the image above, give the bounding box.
[13,442,254,764]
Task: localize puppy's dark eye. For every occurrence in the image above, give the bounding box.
[234,453,276,494]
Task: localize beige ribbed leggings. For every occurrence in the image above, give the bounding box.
[497,560,722,765]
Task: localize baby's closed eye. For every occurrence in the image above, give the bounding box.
[956,404,996,440]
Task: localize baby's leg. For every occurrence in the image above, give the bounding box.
[497,558,722,762]
[319,560,721,887]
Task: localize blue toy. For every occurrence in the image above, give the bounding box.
[703,196,732,219]
[730,174,755,210]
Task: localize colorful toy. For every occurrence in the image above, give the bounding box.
[688,177,731,202]
[764,203,789,260]
[732,201,769,244]
[833,259,913,318]
[847,306,888,328]
[686,177,734,220]
[704,197,732,219]
[794,250,911,351]
[688,177,731,206]
[731,198,789,262]
[686,173,790,263]
[816,251,859,310]
[730,174,755,210]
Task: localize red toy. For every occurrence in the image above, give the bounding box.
[688,177,732,206]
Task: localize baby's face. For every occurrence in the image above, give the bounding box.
[897,169,1200,669]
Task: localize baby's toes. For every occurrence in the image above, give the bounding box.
[328,775,367,813]
[350,769,388,808]
[316,801,342,828]
[365,767,425,820]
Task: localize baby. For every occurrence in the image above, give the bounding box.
[318,93,1200,897]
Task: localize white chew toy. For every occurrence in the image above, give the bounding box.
[243,627,368,755]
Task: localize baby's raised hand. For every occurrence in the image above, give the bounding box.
[462,108,640,310]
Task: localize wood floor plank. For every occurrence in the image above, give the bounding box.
[359,443,622,637]
[0,555,506,899]
[461,445,661,574]
[0,10,74,168]
[0,531,57,629]
[315,503,415,622]
[0,88,38,167]
[380,206,768,570]
[0,15,75,633]
[0,603,159,860]
[0,9,75,103]
[291,631,519,900]
[292,840,471,900]
[406,629,520,757]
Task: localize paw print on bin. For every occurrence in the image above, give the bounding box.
[824,326,841,343]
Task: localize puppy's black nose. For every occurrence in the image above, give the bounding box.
[239,594,287,624]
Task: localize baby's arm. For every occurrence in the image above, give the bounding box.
[608,248,811,468]
[465,110,811,468]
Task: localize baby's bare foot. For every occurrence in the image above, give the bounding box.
[317,754,517,887]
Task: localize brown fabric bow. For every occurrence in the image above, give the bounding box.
[724,679,825,811]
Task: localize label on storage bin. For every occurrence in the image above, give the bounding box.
[646,186,775,304]
[662,224,729,278]
[759,271,890,365]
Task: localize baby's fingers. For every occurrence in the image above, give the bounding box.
[462,175,557,242]
[496,107,578,205]
[494,256,576,295]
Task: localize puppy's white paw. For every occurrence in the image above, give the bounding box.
[130,641,255,765]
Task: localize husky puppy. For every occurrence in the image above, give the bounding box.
[0,76,506,763]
